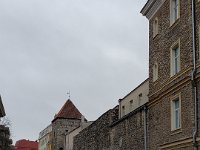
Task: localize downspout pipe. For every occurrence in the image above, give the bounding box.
[144,105,147,150]
[191,0,198,149]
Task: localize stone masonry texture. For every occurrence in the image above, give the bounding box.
[110,107,145,150]
[52,118,81,150]
[73,107,119,150]
[147,0,200,149]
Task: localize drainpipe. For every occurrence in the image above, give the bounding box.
[144,106,147,150]
[191,0,198,149]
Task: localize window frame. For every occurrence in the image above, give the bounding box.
[171,94,181,131]
[170,0,180,26]
[170,39,181,77]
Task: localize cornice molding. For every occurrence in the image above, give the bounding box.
[141,0,166,20]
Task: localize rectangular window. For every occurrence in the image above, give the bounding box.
[171,96,181,130]
[170,0,180,25]
[138,93,142,106]
[129,100,133,112]
[139,93,142,101]
[122,106,125,117]
[171,41,180,76]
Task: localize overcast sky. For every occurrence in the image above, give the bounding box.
[0,0,148,143]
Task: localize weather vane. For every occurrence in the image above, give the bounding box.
[67,90,71,99]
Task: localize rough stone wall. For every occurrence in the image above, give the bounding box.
[73,107,118,150]
[147,0,199,149]
[110,107,145,150]
[149,0,194,95]
[52,118,81,150]
[148,82,194,149]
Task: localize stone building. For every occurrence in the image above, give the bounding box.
[73,79,149,150]
[141,0,200,149]
[110,79,149,150]
[65,121,93,150]
[73,106,119,150]
[71,0,200,149]
[38,124,52,150]
[51,99,84,150]
[118,79,149,118]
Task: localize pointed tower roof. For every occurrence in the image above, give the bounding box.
[52,99,82,122]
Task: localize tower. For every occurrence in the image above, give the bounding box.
[51,99,83,150]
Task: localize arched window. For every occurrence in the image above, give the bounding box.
[153,17,159,37]
[153,62,158,82]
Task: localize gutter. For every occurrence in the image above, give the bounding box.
[144,106,148,150]
[191,0,198,149]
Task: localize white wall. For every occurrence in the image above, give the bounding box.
[119,79,149,118]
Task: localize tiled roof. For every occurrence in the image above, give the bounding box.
[15,139,38,150]
[52,99,82,122]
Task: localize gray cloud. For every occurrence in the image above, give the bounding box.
[0,0,148,142]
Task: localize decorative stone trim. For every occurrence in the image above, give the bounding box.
[141,0,166,20]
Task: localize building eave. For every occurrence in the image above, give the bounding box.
[141,0,166,20]
[140,0,156,17]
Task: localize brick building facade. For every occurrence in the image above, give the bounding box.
[141,0,200,149]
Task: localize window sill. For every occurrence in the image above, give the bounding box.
[170,71,181,78]
[153,33,159,38]
[153,33,160,40]
[171,128,182,135]
[152,79,159,84]
[170,18,180,29]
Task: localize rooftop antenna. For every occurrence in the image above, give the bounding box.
[67,90,71,99]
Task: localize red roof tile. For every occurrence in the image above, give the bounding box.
[15,139,38,150]
[52,99,82,122]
